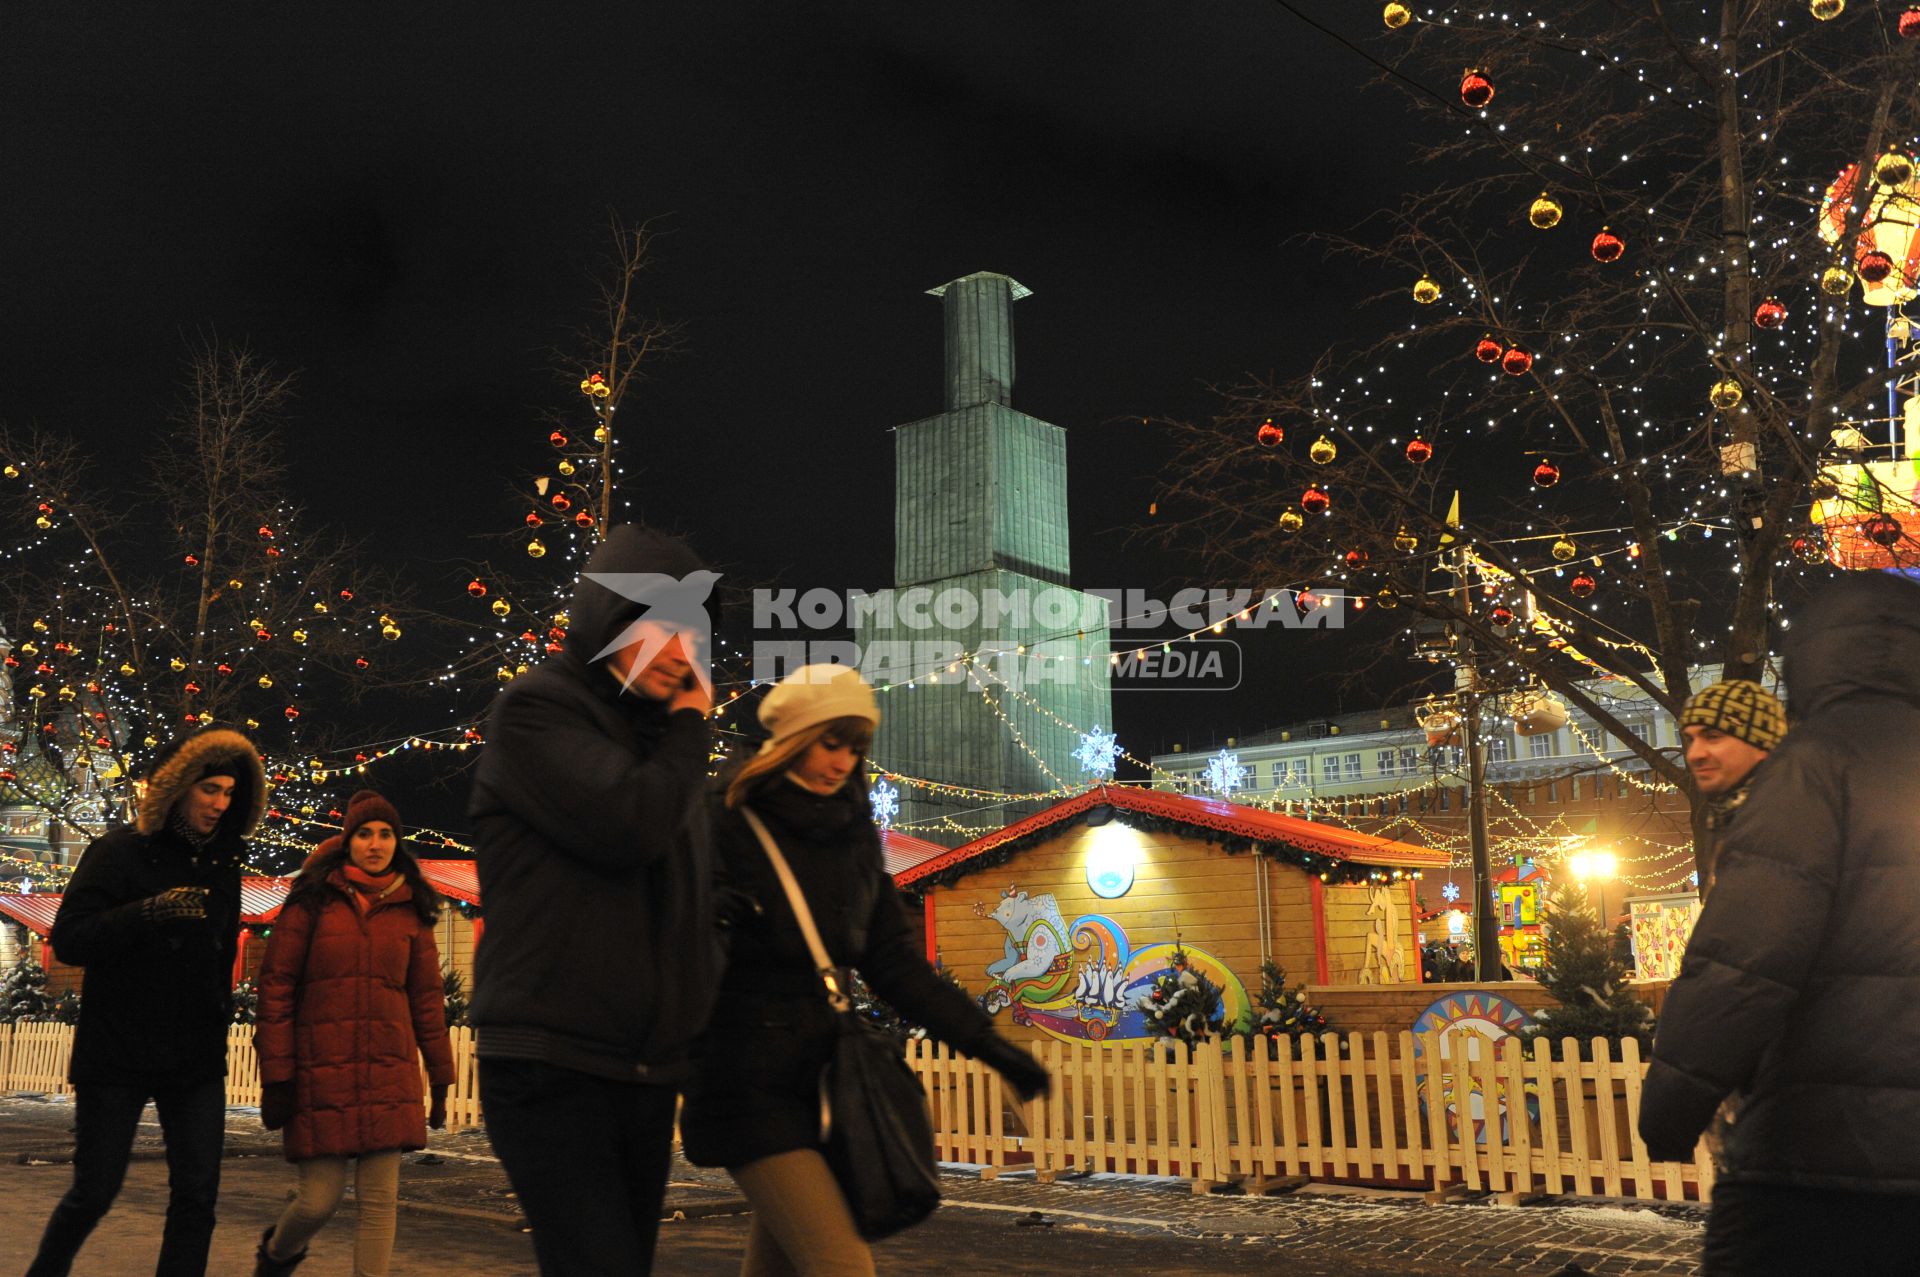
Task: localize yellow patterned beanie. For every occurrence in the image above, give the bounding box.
[1680,679,1785,752]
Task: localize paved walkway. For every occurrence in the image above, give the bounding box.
[0,1095,1705,1275]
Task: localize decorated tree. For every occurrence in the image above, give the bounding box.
[1236,959,1335,1057]
[1522,885,1654,1058]
[442,964,470,1029]
[230,979,258,1026]
[1152,5,1920,902]
[0,957,55,1023]
[1136,944,1227,1052]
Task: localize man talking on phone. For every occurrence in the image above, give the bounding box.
[469,525,723,1276]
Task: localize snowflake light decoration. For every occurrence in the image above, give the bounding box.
[1074,725,1119,778]
[869,779,900,831]
[1202,748,1248,797]
[1441,881,1461,903]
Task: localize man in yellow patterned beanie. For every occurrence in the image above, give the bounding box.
[1680,677,1786,895]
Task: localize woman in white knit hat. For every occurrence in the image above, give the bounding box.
[680,664,1048,1276]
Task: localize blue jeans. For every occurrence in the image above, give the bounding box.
[26,1078,226,1277]
[480,1058,679,1276]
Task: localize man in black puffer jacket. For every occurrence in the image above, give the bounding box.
[469,525,722,1276]
[1639,571,1920,1272]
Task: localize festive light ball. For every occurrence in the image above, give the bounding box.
[34,514,51,529]
[1474,335,1504,364]
[525,510,543,527]
[1821,265,1854,296]
[1344,547,1370,570]
[1393,526,1419,553]
[574,510,595,528]
[183,553,199,567]
[1858,248,1896,284]
[1569,571,1598,599]
[1875,150,1915,187]
[1256,418,1285,447]
[558,459,577,477]
[1460,69,1494,109]
[593,424,610,444]
[1809,0,1842,19]
[1590,227,1625,263]
[257,673,274,690]
[1791,531,1828,564]
[356,655,373,670]
[1309,435,1337,464]
[2,464,16,478]
[1532,458,1562,488]
[216,662,232,676]
[1301,485,1332,515]
[1528,193,1563,229]
[1376,587,1399,609]
[119,662,136,676]
[491,598,512,617]
[183,680,202,695]
[1709,377,1744,410]
[549,430,569,448]
[1405,436,1433,464]
[551,493,571,511]
[291,628,308,644]
[1277,509,1304,534]
[1383,1,1410,29]
[284,706,301,721]
[340,588,355,602]
[496,666,515,684]
[1489,604,1515,627]
[1412,274,1442,304]
[169,656,187,672]
[1501,345,1533,375]
[1902,8,1920,38]
[527,538,547,558]
[467,579,487,598]
[257,524,274,540]
[1864,513,1905,547]
[1754,297,1787,328]
[1551,536,1578,561]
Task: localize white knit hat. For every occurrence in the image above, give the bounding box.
[757,664,880,754]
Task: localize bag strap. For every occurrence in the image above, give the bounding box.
[741,807,852,1014]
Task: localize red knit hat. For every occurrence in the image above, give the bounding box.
[340,789,403,847]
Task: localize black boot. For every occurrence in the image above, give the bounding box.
[253,1224,307,1276]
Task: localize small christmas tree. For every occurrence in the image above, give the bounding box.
[51,990,81,1025]
[1,958,55,1023]
[229,980,258,1025]
[1522,885,1654,1059]
[442,965,470,1029]
[850,963,968,1046]
[1236,959,1334,1057]
[1137,944,1225,1053]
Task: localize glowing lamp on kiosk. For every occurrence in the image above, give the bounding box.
[1819,161,1920,307]
[1084,830,1137,899]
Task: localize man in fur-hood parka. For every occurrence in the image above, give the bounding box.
[27,726,266,1277]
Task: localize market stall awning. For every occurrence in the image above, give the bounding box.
[0,893,61,937]
[417,859,480,905]
[240,877,292,925]
[881,831,949,879]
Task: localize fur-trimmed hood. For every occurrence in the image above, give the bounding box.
[136,727,267,842]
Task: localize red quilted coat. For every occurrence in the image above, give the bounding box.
[255,869,456,1161]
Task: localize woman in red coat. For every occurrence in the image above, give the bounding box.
[252,790,456,1276]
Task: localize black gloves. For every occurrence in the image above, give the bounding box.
[261,1081,295,1131]
[969,1033,1051,1102]
[715,887,765,932]
[143,886,209,928]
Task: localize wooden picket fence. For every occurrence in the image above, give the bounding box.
[1,1022,1712,1202]
[905,1029,1716,1202]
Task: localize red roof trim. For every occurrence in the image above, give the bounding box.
[0,893,62,937]
[417,859,481,905]
[894,785,1448,887]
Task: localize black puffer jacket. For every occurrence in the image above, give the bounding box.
[679,778,996,1168]
[1640,573,1920,1189]
[468,526,721,1084]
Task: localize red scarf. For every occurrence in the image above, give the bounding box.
[341,864,401,915]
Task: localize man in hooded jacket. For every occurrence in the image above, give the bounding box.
[1639,572,1920,1272]
[469,525,721,1276]
[27,726,266,1277]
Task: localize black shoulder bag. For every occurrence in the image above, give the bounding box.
[741,807,941,1240]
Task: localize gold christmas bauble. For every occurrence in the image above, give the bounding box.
[1411,274,1441,304]
[558,459,576,477]
[1551,536,1578,562]
[1875,149,1914,188]
[119,662,136,676]
[1709,377,1743,410]
[491,598,511,617]
[1393,526,1419,553]
[497,666,514,684]
[292,628,309,644]
[1820,265,1854,296]
[312,600,330,614]
[1277,509,1305,534]
[169,656,187,672]
[257,674,274,690]
[1528,192,1563,229]
[1383,1,1411,28]
[527,539,547,558]
[1809,0,1843,19]
[1376,587,1399,609]
[1309,435,1338,465]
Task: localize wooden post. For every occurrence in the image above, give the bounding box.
[1310,877,1331,984]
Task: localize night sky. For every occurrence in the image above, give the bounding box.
[6,4,1416,790]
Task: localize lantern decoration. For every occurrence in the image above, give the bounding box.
[1412,274,1442,304]
[1532,458,1562,488]
[1754,297,1787,329]
[1901,8,1920,39]
[1552,535,1578,561]
[1821,264,1855,296]
[491,598,512,617]
[1501,345,1533,376]
[1859,248,1897,284]
[1569,571,1598,599]
[1405,436,1433,464]
[1309,434,1338,465]
[1876,150,1915,188]
[1300,485,1332,515]
[1809,0,1843,19]
[1343,547,1370,570]
[1383,1,1411,29]
[549,430,569,448]
[1709,377,1744,410]
[258,674,274,690]
[1528,192,1563,229]
[1256,419,1285,447]
[1393,525,1419,553]
[1276,509,1305,534]
[467,579,488,598]
[1590,227,1625,263]
[1864,513,1905,547]
[527,539,548,559]
[1474,335,1504,363]
[1459,69,1494,109]
[1489,604,1515,627]
[1820,160,1920,306]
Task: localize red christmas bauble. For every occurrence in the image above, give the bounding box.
[355,656,371,670]
[284,706,300,721]
[1489,604,1515,627]
[1501,346,1534,376]
[467,579,487,597]
[1901,9,1920,38]
[1344,547,1370,569]
[525,511,543,527]
[1405,437,1433,464]
[183,554,199,567]
[574,511,595,528]
[1532,458,1562,488]
[1864,513,1905,547]
[258,525,275,540]
[1754,297,1787,329]
[1460,69,1494,109]
[1474,336,1504,364]
[340,588,355,602]
[1590,228,1625,263]
[1256,419,1285,448]
[551,493,572,511]
[1569,571,1597,599]
[1859,249,1896,284]
[549,431,569,448]
[1301,485,1332,515]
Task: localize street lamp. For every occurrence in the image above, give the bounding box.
[1567,849,1619,930]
